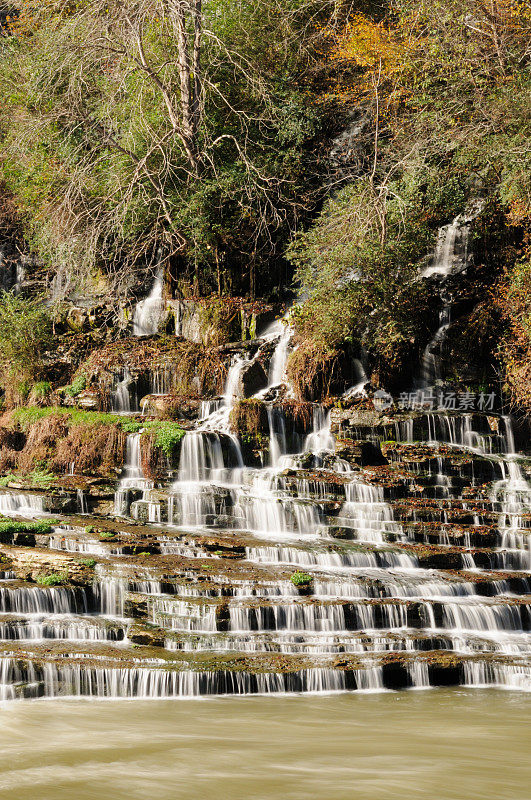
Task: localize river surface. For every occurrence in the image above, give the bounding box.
[0,689,528,800]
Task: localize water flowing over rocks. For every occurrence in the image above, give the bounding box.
[0,314,530,699]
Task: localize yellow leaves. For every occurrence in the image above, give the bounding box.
[330,15,406,75]
[507,198,531,227]
[5,1,77,37]
[498,0,531,24]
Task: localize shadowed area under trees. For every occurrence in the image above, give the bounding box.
[0,0,529,407]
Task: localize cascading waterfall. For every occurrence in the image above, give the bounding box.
[0,493,46,517]
[417,208,480,388]
[111,367,137,413]
[100,365,531,696]
[133,266,165,336]
[304,407,335,457]
[2,296,530,700]
[167,351,250,527]
[267,321,292,388]
[490,417,531,571]
[0,586,90,614]
[114,433,154,516]
[168,429,242,527]
[420,303,452,387]
[267,405,288,467]
[0,660,359,699]
[339,481,403,544]
[76,489,88,515]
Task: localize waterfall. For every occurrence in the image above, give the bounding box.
[133,267,165,336]
[76,490,88,515]
[267,406,287,467]
[339,480,403,544]
[111,367,137,414]
[343,358,369,399]
[422,210,474,280]
[304,407,335,455]
[268,326,291,386]
[166,354,247,526]
[199,354,249,434]
[264,314,293,388]
[490,416,531,571]
[0,586,89,614]
[0,617,125,642]
[94,568,127,616]
[0,493,46,517]
[114,433,154,516]
[223,356,246,408]
[178,432,230,482]
[0,660,358,698]
[417,208,479,387]
[1,284,529,700]
[117,434,152,490]
[168,430,242,527]
[420,304,451,387]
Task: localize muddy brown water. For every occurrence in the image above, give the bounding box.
[0,689,528,800]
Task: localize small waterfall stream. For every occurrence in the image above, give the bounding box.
[417,206,481,388]
[114,433,154,516]
[133,267,165,337]
[0,493,46,517]
[111,367,138,414]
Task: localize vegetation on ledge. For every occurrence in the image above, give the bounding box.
[0,408,185,479]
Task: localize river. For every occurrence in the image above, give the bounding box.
[0,689,528,800]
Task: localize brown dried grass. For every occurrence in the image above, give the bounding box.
[52,423,126,476]
[286,342,341,401]
[77,338,227,401]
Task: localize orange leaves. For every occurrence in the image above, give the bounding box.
[5,1,77,37]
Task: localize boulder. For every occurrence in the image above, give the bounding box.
[75,389,100,410]
[241,360,268,397]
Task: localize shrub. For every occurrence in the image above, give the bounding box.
[62,372,87,398]
[52,422,125,476]
[287,342,341,402]
[25,469,56,488]
[29,381,53,406]
[0,519,54,535]
[498,255,531,410]
[144,421,185,456]
[35,573,68,586]
[0,469,55,488]
[230,399,267,435]
[197,297,240,346]
[0,293,52,404]
[2,408,127,479]
[78,558,96,568]
[32,382,52,398]
[290,571,313,587]
[78,339,227,399]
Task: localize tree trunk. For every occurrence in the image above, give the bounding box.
[167,0,202,172]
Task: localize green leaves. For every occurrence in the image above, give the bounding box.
[142,421,186,456]
[290,571,313,587]
[0,293,52,399]
[0,0,324,297]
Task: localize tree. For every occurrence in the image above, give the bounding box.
[0,0,339,298]
[287,0,531,390]
[0,292,51,401]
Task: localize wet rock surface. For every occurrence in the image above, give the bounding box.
[0,302,530,699]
